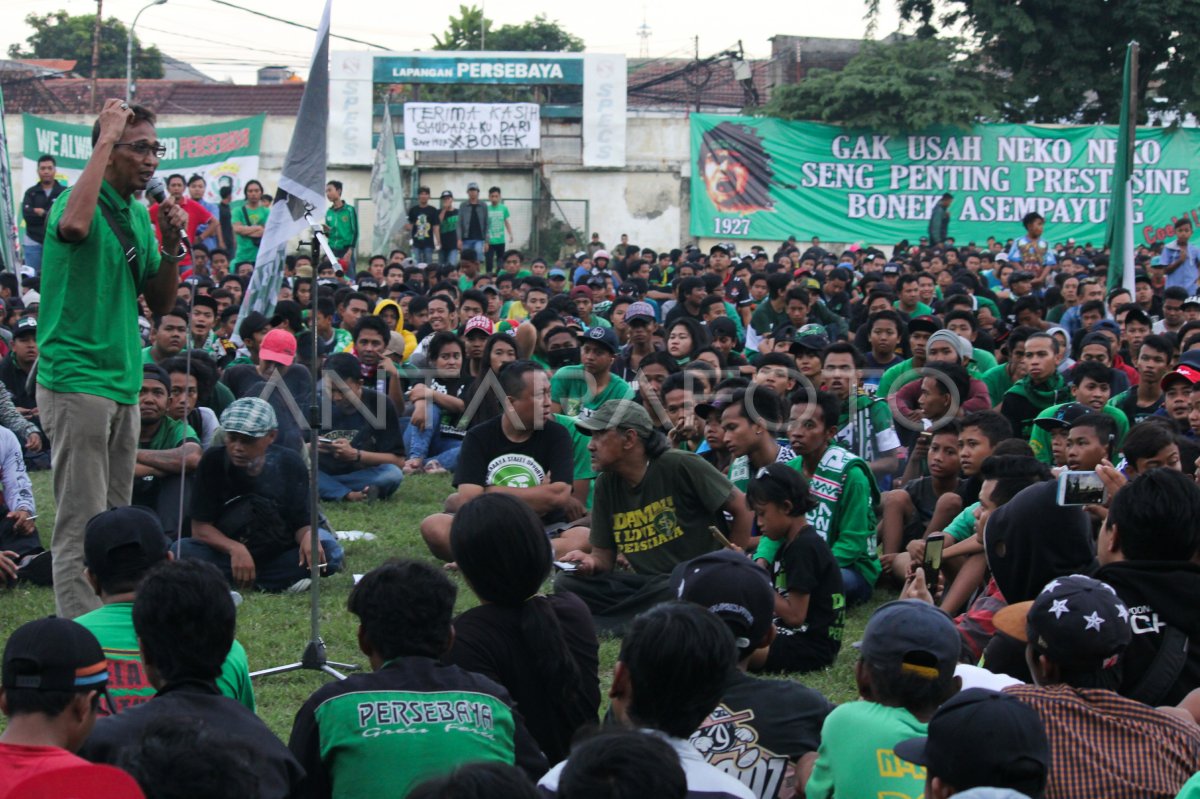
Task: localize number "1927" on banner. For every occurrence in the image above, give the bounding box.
[713,218,751,236]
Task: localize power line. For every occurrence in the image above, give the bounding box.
[136,23,311,59]
[205,0,390,50]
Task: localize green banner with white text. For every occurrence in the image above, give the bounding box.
[690,115,1200,246]
[21,113,264,207]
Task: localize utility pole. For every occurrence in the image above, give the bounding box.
[90,0,103,112]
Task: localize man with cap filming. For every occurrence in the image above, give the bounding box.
[556,399,753,634]
[178,397,344,592]
[75,506,254,713]
[995,574,1200,799]
[0,617,110,793]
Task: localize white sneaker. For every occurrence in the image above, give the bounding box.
[286,578,313,593]
[230,591,244,607]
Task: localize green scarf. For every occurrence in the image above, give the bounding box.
[1006,371,1070,411]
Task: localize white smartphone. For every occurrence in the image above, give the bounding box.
[1056,470,1107,506]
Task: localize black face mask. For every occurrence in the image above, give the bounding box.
[546,347,580,369]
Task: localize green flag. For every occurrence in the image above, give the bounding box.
[0,84,20,273]
[1105,42,1138,294]
[370,103,404,256]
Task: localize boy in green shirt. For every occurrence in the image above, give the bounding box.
[485,186,512,273]
[231,179,267,268]
[804,600,961,799]
[75,506,255,713]
[324,180,358,270]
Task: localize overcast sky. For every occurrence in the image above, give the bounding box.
[2,0,905,84]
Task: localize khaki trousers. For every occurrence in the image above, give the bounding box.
[38,387,138,618]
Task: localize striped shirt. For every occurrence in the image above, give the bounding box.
[1004,683,1200,799]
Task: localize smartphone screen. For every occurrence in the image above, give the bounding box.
[1057,470,1106,506]
[922,534,946,590]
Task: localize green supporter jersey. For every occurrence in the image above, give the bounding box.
[38,181,163,405]
[894,300,935,317]
[554,413,596,510]
[143,415,198,450]
[760,446,881,585]
[805,702,928,799]
[589,448,734,575]
[74,602,254,712]
[749,301,787,338]
[1029,402,1129,464]
[487,203,510,243]
[232,200,269,265]
[876,357,917,398]
[970,347,998,374]
[550,366,634,419]
[324,202,358,251]
[290,657,537,799]
[945,502,979,542]
[981,363,1015,406]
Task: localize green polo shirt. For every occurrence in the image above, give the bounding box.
[550,366,634,418]
[325,202,358,251]
[38,181,162,405]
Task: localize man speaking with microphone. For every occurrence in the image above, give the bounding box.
[38,99,185,617]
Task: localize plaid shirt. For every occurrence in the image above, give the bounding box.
[1005,683,1200,799]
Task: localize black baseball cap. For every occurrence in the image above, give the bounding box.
[2,617,108,693]
[908,315,943,335]
[672,550,775,653]
[84,506,169,583]
[791,324,830,353]
[993,574,1132,670]
[894,688,1050,796]
[13,316,37,339]
[855,600,960,681]
[583,325,620,354]
[1032,402,1091,432]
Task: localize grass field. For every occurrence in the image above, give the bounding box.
[1,470,885,739]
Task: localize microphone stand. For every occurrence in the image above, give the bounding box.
[250,203,358,681]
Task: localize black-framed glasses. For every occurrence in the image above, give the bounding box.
[114,141,167,158]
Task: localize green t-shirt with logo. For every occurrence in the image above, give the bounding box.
[589,448,734,575]
[487,203,510,244]
[232,200,269,266]
[805,701,928,799]
[38,181,163,404]
[550,366,634,419]
[74,602,255,712]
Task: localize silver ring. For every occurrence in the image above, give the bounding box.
[120,102,129,110]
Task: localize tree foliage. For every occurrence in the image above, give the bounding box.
[761,38,996,133]
[9,11,163,80]
[426,7,584,103]
[882,0,1200,123]
[433,6,583,53]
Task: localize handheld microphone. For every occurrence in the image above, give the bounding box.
[145,175,190,256]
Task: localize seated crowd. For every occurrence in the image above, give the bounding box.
[5,219,1200,799]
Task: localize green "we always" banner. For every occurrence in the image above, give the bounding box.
[21,114,264,207]
[690,115,1200,246]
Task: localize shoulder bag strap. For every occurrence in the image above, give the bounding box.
[96,201,141,290]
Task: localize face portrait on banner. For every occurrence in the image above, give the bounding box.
[699,122,776,214]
